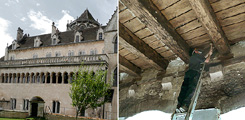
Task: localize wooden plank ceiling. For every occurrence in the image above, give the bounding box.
[119,0,245,76]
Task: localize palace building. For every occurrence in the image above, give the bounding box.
[0,9,118,120]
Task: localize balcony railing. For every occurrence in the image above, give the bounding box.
[0,54,108,67]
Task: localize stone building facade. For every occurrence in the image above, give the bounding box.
[0,9,118,120]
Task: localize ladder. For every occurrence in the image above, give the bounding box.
[184,63,205,120]
[172,63,206,120]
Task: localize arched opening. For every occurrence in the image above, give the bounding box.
[69,72,74,83]
[64,72,68,84]
[47,73,50,83]
[36,73,40,83]
[5,73,8,83]
[58,72,62,84]
[1,73,4,83]
[13,73,16,83]
[30,96,45,117]
[26,73,30,83]
[22,73,26,83]
[41,72,45,83]
[31,73,35,83]
[9,73,12,83]
[52,73,56,83]
[17,73,20,83]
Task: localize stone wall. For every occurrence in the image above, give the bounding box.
[119,41,245,117]
[0,111,28,118]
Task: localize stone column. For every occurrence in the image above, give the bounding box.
[45,73,48,84]
[68,74,71,83]
[20,74,23,83]
[0,74,2,83]
[56,73,58,84]
[51,74,53,84]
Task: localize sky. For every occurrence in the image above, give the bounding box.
[123,107,245,120]
[0,0,117,58]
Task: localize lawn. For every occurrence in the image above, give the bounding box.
[0,118,25,120]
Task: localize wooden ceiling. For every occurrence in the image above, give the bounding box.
[119,0,245,76]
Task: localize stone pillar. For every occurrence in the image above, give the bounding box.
[56,73,58,84]
[51,74,53,84]
[0,74,2,83]
[45,73,48,84]
[68,74,71,83]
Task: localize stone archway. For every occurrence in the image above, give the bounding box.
[30,96,45,117]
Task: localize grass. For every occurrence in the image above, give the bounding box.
[0,118,25,120]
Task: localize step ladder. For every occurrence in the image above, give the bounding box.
[173,63,212,120]
[172,108,221,120]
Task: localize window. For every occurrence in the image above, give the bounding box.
[23,99,29,110]
[99,32,103,40]
[78,50,85,56]
[12,43,16,50]
[52,38,56,45]
[52,101,60,113]
[114,37,118,53]
[90,50,94,55]
[46,52,51,57]
[33,54,38,59]
[113,68,117,87]
[10,55,15,60]
[55,52,61,57]
[75,35,79,43]
[68,51,74,56]
[11,98,16,110]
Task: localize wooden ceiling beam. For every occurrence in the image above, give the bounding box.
[119,23,169,70]
[121,0,190,63]
[119,55,141,76]
[189,0,231,56]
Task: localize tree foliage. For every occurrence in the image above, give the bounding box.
[69,65,111,118]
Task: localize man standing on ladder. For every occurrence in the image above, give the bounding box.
[176,44,213,113]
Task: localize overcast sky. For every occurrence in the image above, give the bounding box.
[0,0,117,58]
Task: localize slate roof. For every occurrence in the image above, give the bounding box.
[9,26,106,50]
[75,9,100,26]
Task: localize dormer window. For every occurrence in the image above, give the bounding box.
[99,32,103,40]
[12,43,16,50]
[75,35,79,43]
[12,41,20,50]
[52,38,56,45]
[34,37,42,47]
[97,27,104,40]
[74,31,83,43]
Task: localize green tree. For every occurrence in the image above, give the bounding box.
[69,65,111,119]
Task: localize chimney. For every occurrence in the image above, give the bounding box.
[16,27,23,41]
[4,44,9,61]
[51,22,56,36]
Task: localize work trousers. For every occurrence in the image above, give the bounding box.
[177,69,201,108]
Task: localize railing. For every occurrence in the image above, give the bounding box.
[0,54,108,67]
